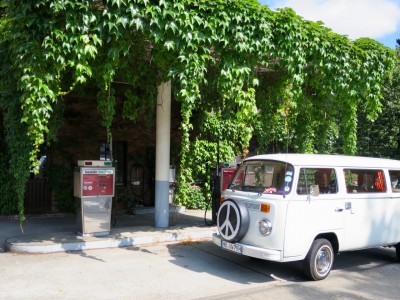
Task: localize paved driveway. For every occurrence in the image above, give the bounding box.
[1,240,399,299]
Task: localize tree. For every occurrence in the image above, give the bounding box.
[0,0,395,217]
[357,38,400,158]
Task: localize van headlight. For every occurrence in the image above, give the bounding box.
[259,219,272,236]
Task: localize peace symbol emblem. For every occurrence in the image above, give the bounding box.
[217,199,250,242]
[217,200,241,241]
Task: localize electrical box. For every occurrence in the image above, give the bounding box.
[74,161,115,237]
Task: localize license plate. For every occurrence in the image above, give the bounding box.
[221,240,242,254]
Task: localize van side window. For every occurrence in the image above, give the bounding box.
[344,169,386,193]
[389,170,400,192]
[297,168,337,195]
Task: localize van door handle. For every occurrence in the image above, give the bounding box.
[335,208,343,212]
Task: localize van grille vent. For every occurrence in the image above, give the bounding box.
[244,202,261,211]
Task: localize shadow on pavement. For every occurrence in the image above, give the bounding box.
[166,241,306,284]
[166,241,398,284]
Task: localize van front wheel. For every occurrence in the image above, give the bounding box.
[303,238,334,281]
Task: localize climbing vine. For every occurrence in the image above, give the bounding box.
[0,0,395,216]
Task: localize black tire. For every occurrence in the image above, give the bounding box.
[217,199,249,242]
[303,238,334,281]
[396,243,400,261]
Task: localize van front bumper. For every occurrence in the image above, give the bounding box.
[212,233,282,261]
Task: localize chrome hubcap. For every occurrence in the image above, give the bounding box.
[315,246,332,275]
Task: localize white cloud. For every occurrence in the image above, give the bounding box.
[267,0,400,40]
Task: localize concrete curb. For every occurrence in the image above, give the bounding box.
[5,226,217,254]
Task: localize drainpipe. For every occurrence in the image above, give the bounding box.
[155,81,171,228]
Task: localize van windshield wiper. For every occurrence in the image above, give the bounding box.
[227,184,237,191]
[227,185,265,193]
[240,186,262,192]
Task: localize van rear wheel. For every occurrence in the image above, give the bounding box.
[303,238,334,281]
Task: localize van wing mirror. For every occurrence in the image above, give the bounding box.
[310,185,320,197]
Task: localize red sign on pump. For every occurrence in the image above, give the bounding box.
[81,169,114,197]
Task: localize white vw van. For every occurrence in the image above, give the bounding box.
[212,154,400,280]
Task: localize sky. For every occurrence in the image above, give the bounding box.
[259,0,400,49]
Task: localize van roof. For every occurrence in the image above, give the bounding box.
[245,154,400,169]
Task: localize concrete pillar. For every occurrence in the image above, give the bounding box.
[155,81,171,228]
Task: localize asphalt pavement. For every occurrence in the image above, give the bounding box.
[0,207,217,253]
[2,207,400,299]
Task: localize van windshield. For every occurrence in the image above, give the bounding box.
[229,160,294,195]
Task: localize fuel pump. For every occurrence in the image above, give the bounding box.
[220,166,237,191]
[74,160,115,236]
[211,166,221,224]
[209,162,238,224]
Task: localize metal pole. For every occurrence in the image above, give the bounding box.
[212,120,221,224]
[109,132,113,163]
